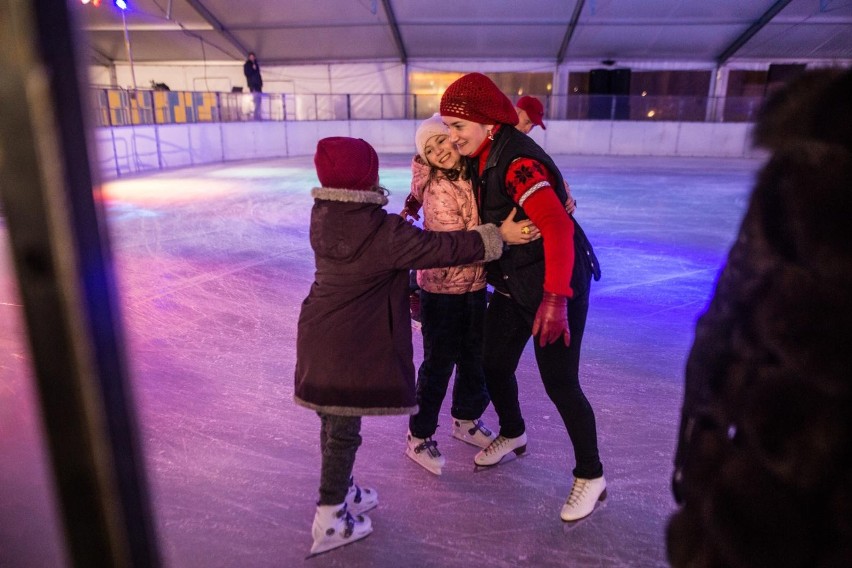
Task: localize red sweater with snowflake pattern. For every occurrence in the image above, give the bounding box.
[472,127,574,298]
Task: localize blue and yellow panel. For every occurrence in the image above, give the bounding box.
[153,91,181,123]
[95,90,110,126]
[107,89,127,126]
[154,91,174,123]
[105,89,219,125]
[129,91,153,125]
[193,92,217,122]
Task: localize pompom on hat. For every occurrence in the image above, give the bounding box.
[440,73,519,127]
[415,113,449,162]
[314,136,379,191]
[516,95,546,130]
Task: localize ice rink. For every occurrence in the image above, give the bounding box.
[0,152,763,567]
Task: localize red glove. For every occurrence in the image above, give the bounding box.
[532,292,570,347]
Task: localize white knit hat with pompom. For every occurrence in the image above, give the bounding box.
[415,113,449,163]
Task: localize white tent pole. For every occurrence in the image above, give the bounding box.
[121,10,137,90]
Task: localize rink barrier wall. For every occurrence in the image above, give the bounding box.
[95,119,762,179]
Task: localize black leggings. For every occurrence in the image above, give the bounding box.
[409,288,489,438]
[482,289,603,479]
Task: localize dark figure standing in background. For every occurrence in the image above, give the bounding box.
[668,69,852,568]
[244,51,263,92]
[244,51,263,120]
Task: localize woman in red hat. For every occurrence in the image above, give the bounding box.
[440,73,606,522]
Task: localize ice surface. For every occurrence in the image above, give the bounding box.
[0,153,761,567]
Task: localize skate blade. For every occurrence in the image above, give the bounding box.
[473,450,522,471]
[307,527,373,558]
[404,449,443,476]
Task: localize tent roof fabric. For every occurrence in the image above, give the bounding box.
[77,0,852,66]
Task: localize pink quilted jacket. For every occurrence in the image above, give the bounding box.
[410,156,486,294]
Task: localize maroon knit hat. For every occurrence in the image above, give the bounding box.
[440,73,519,126]
[314,137,379,190]
[516,95,546,130]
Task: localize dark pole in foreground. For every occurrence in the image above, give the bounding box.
[0,1,161,566]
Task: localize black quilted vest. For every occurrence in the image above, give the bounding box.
[470,126,600,314]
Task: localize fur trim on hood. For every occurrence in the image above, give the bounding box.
[311,186,389,206]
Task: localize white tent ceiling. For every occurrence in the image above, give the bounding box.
[77,0,852,66]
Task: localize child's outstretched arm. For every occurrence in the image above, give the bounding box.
[388,215,503,271]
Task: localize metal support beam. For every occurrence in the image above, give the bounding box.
[88,46,118,87]
[716,0,795,65]
[0,0,160,566]
[381,0,408,64]
[557,0,586,64]
[89,45,114,67]
[184,0,249,56]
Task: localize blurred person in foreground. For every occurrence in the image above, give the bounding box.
[669,69,852,568]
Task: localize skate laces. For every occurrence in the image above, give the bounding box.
[483,435,511,456]
[470,419,493,437]
[332,503,357,538]
[342,511,355,538]
[347,476,362,503]
[415,438,441,458]
[566,478,591,506]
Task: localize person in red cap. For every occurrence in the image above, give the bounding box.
[514,95,547,134]
[440,73,605,523]
[295,136,508,556]
[515,95,578,215]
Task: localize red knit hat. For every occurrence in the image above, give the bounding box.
[516,95,546,130]
[314,137,379,190]
[440,73,519,126]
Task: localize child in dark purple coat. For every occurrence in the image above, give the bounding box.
[295,137,505,555]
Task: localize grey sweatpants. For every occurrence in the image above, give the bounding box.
[317,413,362,505]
